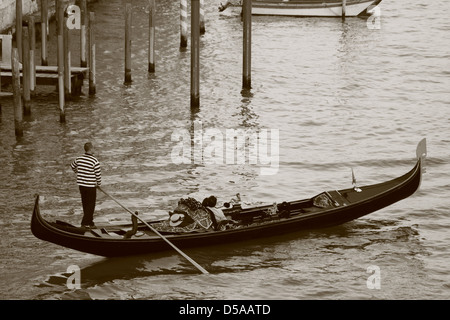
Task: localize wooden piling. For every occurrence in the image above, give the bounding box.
[0,66,2,106]
[28,16,36,97]
[41,0,48,65]
[180,0,188,48]
[191,0,200,109]
[55,0,60,35]
[80,0,87,67]
[11,48,23,137]
[56,1,64,45]
[342,0,347,21]
[148,0,155,73]
[57,1,65,122]
[242,0,252,90]
[88,12,96,95]
[22,27,31,115]
[200,0,205,35]
[64,15,72,99]
[124,3,132,84]
[16,0,23,62]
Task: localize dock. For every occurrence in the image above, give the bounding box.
[1,65,88,95]
[1,0,96,131]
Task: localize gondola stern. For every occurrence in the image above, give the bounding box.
[31,194,42,237]
[31,193,51,242]
[31,194,40,223]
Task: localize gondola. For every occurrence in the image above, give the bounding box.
[31,139,426,258]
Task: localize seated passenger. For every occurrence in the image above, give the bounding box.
[202,196,227,230]
[153,197,213,232]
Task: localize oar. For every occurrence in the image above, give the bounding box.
[97,186,209,275]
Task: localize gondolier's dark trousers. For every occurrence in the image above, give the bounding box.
[79,186,96,226]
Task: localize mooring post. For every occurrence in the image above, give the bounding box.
[11,48,23,137]
[57,1,65,122]
[191,0,200,109]
[342,0,346,21]
[80,0,87,67]
[29,16,36,97]
[55,0,59,37]
[88,12,96,95]
[41,0,48,65]
[124,2,132,84]
[0,66,2,108]
[22,26,31,115]
[16,0,23,62]
[242,0,252,90]
[180,0,188,48]
[148,0,155,73]
[64,13,72,99]
[200,0,205,34]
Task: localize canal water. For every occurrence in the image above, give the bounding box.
[1,0,449,300]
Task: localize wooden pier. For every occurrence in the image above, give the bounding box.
[0,65,88,95]
[0,0,96,130]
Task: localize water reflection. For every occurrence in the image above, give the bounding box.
[32,217,428,300]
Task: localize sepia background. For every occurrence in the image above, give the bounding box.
[0,0,449,299]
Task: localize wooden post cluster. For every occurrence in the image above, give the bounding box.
[7,0,97,133]
[123,1,157,80]
[8,18,34,128]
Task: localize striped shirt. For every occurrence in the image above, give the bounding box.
[71,153,102,187]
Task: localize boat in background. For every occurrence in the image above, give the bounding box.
[31,139,426,257]
[219,0,382,17]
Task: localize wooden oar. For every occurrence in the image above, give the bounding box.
[97,186,209,274]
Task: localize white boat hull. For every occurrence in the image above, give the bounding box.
[252,0,381,17]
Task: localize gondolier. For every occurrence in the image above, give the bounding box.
[71,142,102,228]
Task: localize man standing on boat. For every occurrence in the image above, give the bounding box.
[70,142,102,228]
